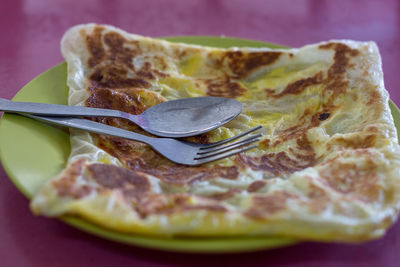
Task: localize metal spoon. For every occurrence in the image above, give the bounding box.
[0,96,242,137]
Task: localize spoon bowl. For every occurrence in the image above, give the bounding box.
[138,97,242,137]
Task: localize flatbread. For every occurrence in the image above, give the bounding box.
[30,23,400,242]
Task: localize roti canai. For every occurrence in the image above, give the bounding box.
[30,24,400,242]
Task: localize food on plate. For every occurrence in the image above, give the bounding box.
[30,24,400,242]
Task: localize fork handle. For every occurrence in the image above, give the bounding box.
[21,113,153,144]
[0,97,130,119]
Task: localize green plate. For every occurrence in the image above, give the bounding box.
[0,36,398,253]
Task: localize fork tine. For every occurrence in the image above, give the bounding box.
[195,137,260,159]
[199,125,262,149]
[195,145,258,164]
[197,134,262,155]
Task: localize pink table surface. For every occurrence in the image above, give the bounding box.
[1,0,400,266]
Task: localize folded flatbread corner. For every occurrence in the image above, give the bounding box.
[30,23,400,242]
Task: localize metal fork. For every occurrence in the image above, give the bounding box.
[22,114,261,166]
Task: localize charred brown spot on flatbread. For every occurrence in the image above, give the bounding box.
[319,43,359,78]
[84,26,106,68]
[247,180,268,192]
[84,26,167,89]
[320,43,360,108]
[136,62,155,80]
[52,159,92,199]
[367,90,382,106]
[259,138,271,149]
[271,111,326,148]
[103,32,136,69]
[290,134,318,162]
[135,194,227,218]
[125,154,240,185]
[204,77,247,98]
[267,71,324,98]
[223,51,281,78]
[86,87,164,114]
[237,134,317,176]
[88,164,151,198]
[307,182,331,213]
[245,191,296,218]
[209,189,242,201]
[90,68,151,89]
[333,134,377,149]
[236,151,312,177]
[319,152,380,203]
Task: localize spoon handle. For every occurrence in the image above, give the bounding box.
[22,113,153,144]
[0,97,132,119]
